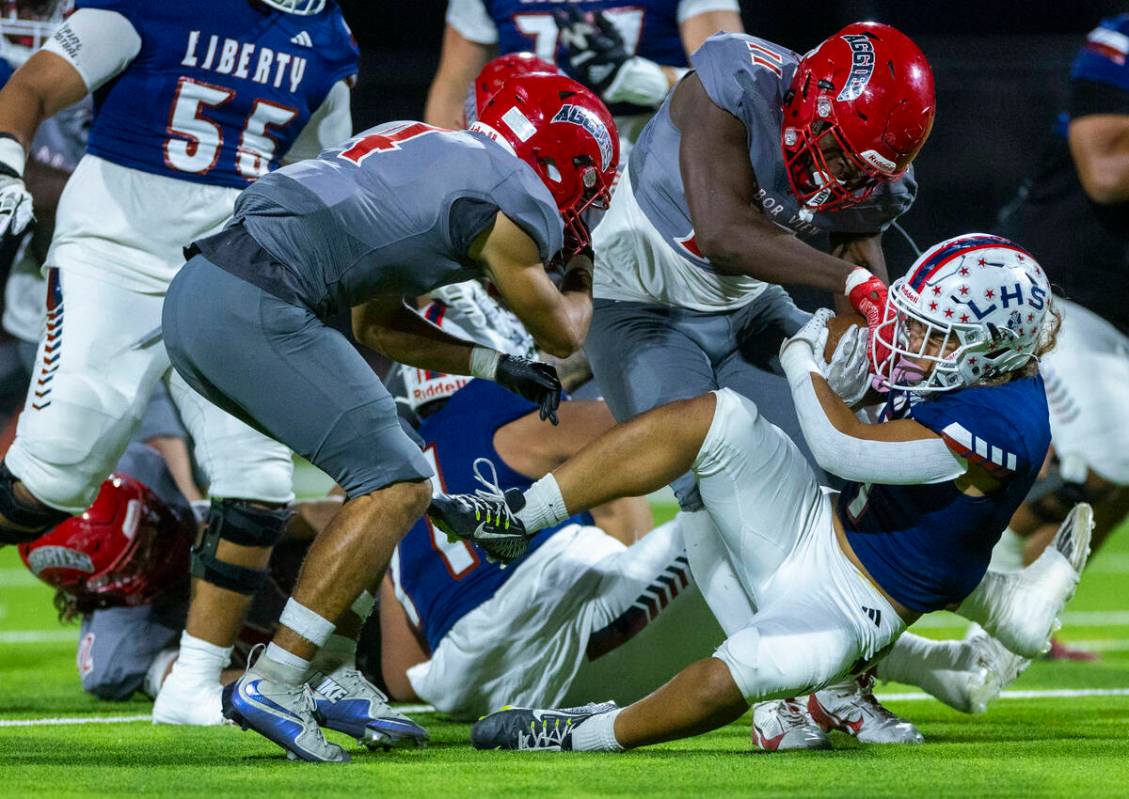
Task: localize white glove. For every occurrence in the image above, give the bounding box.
[0,136,32,240]
[825,324,871,406]
[779,308,833,390]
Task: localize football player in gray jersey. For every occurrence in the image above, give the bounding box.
[581,22,936,746]
[162,73,618,762]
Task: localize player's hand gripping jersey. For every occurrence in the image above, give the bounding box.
[602,32,918,310]
[212,122,563,319]
[41,0,357,290]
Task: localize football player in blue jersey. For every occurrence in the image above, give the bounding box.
[0,0,359,726]
[424,0,743,155]
[431,234,1092,753]
[991,14,1129,660]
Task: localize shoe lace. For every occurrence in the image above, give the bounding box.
[468,458,519,532]
[777,698,812,727]
[518,715,573,750]
[854,673,899,721]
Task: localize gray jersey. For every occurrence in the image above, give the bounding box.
[629,33,916,270]
[229,122,563,318]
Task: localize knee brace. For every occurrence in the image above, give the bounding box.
[0,461,72,544]
[190,499,293,595]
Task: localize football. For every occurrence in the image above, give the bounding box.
[823,311,868,362]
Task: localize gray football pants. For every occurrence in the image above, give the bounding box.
[163,256,432,499]
[585,286,821,511]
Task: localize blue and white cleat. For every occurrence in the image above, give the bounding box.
[471,701,619,751]
[222,673,350,763]
[310,667,429,749]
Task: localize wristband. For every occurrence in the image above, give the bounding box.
[843,266,875,297]
[0,135,26,178]
[469,345,501,381]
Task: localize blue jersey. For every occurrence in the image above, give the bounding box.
[392,380,592,652]
[80,0,357,189]
[842,375,1051,613]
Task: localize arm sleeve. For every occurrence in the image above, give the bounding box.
[42,8,141,92]
[780,343,966,484]
[676,0,741,24]
[446,0,499,46]
[283,79,353,164]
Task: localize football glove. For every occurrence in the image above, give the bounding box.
[496,354,562,425]
[825,323,871,406]
[845,267,891,368]
[0,136,32,242]
[554,6,629,97]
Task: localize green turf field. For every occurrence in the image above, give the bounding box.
[2,500,1128,797]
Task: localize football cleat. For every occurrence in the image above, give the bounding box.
[151,668,225,726]
[223,672,349,763]
[310,666,429,749]
[752,699,831,752]
[471,701,619,751]
[808,674,924,744]
[427,459,530,564]
[961,624,1030,713]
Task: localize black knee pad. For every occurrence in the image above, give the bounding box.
[190,498,293,595]
[0,461,72,545]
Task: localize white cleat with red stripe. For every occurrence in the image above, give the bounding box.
[751,699,831,751]
[808,674,924,744]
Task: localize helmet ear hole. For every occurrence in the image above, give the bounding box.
[540,157,563,183]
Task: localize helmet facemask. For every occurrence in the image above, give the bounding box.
[256,0,326,15]
[541,155,610,257]
[783,105,885,212]
[873,286,1035,394]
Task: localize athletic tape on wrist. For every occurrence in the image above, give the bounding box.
[350,590,376,620]
[843,267,874,297]
[278,598,336,647]
[470,346,501,381]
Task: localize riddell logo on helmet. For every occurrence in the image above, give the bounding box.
[837,34,876,102]
[26,546,95,576]
[551,104,613,171]
[859,149,897,175]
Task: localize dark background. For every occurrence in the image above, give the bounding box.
[337,0,1126,278]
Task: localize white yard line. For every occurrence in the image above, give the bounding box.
[0,630,75,644]
[0,704,438,728]
[0,568,38,588]
[880,687,1129,702]
[912,609,1129,629]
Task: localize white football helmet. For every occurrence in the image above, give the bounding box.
[0,1,68,67]
[399,281,537,415]
[258,0,326,15]
[873,233,1053,393]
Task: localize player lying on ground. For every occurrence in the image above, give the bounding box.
[430,235,1091,752]
[161,74,619,762]
[381,354,1028,738]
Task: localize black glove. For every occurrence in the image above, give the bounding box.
[495,355,562,425]
[553,6,629,96]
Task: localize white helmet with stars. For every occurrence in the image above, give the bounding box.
[258,0,326,16]
[873,233,1053,393]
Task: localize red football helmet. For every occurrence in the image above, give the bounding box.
[472,73,619,258]
[18,474,194,608]
[473,52,559,118]
[781,22,935,211]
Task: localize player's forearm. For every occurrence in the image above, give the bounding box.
[352,300,475,375]
[698,221,859,293]
[0,79,53,150]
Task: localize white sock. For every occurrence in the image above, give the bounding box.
[254,642,311,686]
[311,634,358,673]
[876,633,963,686]
[570,709,625,752]
[169,631,232,683]
[988,526,1026,573]
[516,474,568,532]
